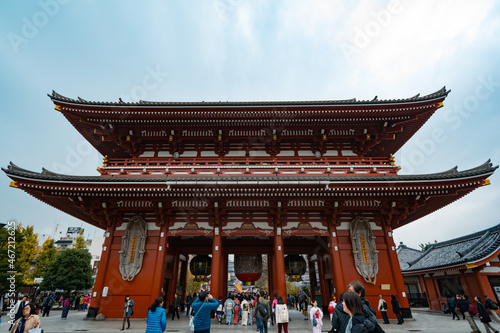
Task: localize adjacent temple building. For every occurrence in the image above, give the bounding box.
[3,87,497,318]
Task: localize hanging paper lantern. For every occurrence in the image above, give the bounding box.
[285,255,307,282]
[234,255,262,286]
[189,255,212,282]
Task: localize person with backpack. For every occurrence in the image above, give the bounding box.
[390,295,403,325]
[310,299,324,333]
[475,296,499,333]
[485,296,500,323]
[42,294,55,317]
[457,294,480,333]
[377,296,389,324]
[275,296,289,333]
[255,292,271,333]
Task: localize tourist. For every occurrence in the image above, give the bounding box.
[13,296,29,323]
[331,292,350,333]
[248,297,254,326]
[172,294,180,320]
[457,294,480,333]
[186,294,192,317]
[446,294,460,320]
[9,303,41,333]
[241,296,249,326]
[61,295,71,320]
[347,282,377,318]
[224,295,235,325]
[476,296,499,333]
[216,296,224,324]
[390,295,403,325]
[328,296,337,323]
[233,296,240,325]
[191,291,220,333]
[300,295,309,320]
[41,294,55,317]
[485,295,500,323]
[378,295,389,324]
[121,295,134,331]
[271,294,278,326]
[255,292,271,333]
[343,292,371,333]
[347,281,381,332]
[275,296,289,333]
[146,297,166,333]
[310,299,323,333]
[84,294,90,311]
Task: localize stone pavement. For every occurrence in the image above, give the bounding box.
[0,307,495,333]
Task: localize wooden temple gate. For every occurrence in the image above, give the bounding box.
[4,87,497,319]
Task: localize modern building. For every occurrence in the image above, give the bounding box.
[3,88,497,319]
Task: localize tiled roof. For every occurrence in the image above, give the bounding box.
[399,223,500,273]
[397,244,424,271]
[48,87,450,107]
[2,160,496,183]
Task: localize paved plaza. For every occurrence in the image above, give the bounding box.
[1,307,495,333]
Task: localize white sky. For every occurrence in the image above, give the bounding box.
[1,0,499,248]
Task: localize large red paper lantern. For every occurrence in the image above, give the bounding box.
[234,255,262,286]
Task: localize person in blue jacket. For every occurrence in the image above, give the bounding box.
[191,291,220,333]
[146,297,167,333]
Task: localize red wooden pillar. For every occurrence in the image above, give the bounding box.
[327,222,344,296]
[167,252,180,311]
[317,254,329,307]
[150,223,169,305]
[90,226,115,309]
[210,226,222,299]
[179,257,188,304]
[308,255,317,300]
[382,224,409,308]
[274,227,287,300]
[269,251,276,296]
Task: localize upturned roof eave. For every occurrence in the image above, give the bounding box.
[48,87,450,109]
[2,163,496,185]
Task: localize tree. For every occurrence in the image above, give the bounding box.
[185,269,202,296]
[73,229,87,249]
[17,224,39,284]
[40,248,92,294]
[31,238,58,280]
[0,222,24,295]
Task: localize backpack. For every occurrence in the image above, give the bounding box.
[258,302,268,317]
[382,301,388,310]
[243,303,248,311]
[48,298,55,307]
[487,299,499,310]
[468,303,478,316]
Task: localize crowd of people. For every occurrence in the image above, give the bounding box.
[444,293,500,333]
[6,286,500,333]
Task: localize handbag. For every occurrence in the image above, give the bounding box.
[28,327,42,333]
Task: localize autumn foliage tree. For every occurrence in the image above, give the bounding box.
[31,238,58,280]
